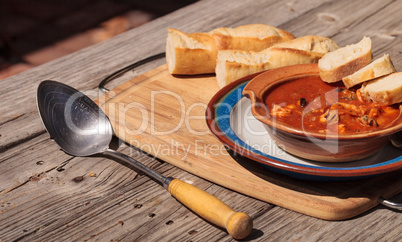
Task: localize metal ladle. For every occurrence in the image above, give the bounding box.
[36,80,252,240]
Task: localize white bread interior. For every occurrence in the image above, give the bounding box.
[166,28,216,75]
[165,24,295,75]
[342,54,395,88]
[208,24,295,51]
[216,35,339,88]
[359,72,402,105]
[318,36,372,83]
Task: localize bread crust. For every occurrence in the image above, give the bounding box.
[319,54,372,83]
[166,24,295,75]
[166,29,218,75]
[216,36,339,88]
[359,72,402,105]
[318,37,372,83]
[210,24,295,51]
[342,54,395,88]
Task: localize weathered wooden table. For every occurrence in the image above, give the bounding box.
[1,0,402,241]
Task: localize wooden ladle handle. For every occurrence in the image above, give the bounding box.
[167,178,253,239]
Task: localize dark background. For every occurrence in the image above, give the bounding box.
[0,0,197,76]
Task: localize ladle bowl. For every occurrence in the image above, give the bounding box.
[36,80,252,240]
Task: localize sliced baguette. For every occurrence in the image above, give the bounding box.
[209,24,295,51]
[216,35,339,88]
[166,28,218,75]
[359,72,402,105]
[318,36,372,83]
[342,54,395,88]
[166,24,295,75]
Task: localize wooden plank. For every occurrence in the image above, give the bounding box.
[250,196,402,241]
[99,63,402,220]
[282,0,402,67]
[0,0,329,152]
[1,134,272,241]
[1,0,402,240]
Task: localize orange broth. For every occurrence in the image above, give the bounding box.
[264,76,400,134]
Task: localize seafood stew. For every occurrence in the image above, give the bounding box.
[264,76,400,134]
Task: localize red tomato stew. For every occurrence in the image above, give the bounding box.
[264,76,400,134]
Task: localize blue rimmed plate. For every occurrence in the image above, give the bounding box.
[205,73,402,181]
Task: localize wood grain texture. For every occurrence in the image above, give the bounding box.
[1,0,402,241]
[0,0,329,152]
[99,63,402,221]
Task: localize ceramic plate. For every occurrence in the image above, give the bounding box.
[206,74,402,181]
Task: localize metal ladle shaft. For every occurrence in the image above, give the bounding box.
[102,148,170,187]
[37,80,253,239]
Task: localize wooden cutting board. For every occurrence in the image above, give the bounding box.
[98,64,402,221]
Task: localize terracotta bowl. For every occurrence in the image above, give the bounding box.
[242,64,402,162]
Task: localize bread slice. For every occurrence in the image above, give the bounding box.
[318,36,372,83]
[216,35,339,88]
[165,24,295,75]
[268,35,339,53]
[209,24,295,51]
[359,72,402,105]
[166,28,218,75]
[342,54,395,88]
